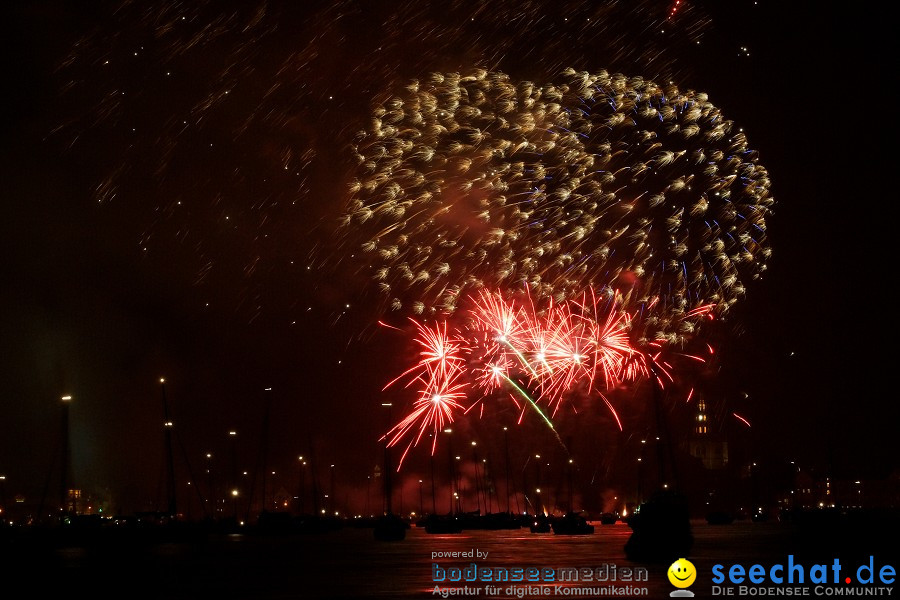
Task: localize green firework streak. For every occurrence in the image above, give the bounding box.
[502,340,540,380]
[501,374,568,453]
[502,374,553,430]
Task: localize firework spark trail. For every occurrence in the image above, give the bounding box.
[538,304,597,413]
[381,288,702,466]
[342,69,773,344]
[593,310,638,386]
[381,319,467,392]
[470,290,540,379]
[384,364,469,466]
[496,370,568,453]
[732,412,751,427]
[599,392,624,432]
[473,351,513,395]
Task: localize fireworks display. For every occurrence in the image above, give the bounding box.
[341,69,773,344]
[342,70,775,466]
[50,0,773,474]
[386,293,646,464]
[8,0,895,550]
[381,288,719,466]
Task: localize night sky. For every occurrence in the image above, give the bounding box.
[1,0,894,515]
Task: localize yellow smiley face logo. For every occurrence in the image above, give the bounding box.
[668,558,696,588]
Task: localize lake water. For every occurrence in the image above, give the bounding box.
[7,520,896,598]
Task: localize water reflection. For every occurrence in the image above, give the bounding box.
[35,521,802,598]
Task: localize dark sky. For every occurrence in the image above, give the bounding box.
[1,0,895,515]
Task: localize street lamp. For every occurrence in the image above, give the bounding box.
[444,428,454,514]
[329,464,336,516]
[471,441,481,514]
[60,394,73,516]
[228,430,238,518]
[381,403,394,516]
[297,457,307,514]
[205,453,214,511]
[503,426,511,514]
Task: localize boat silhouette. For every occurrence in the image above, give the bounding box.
[551,512,594,535]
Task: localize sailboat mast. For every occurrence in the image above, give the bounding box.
[160,380,176,518]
